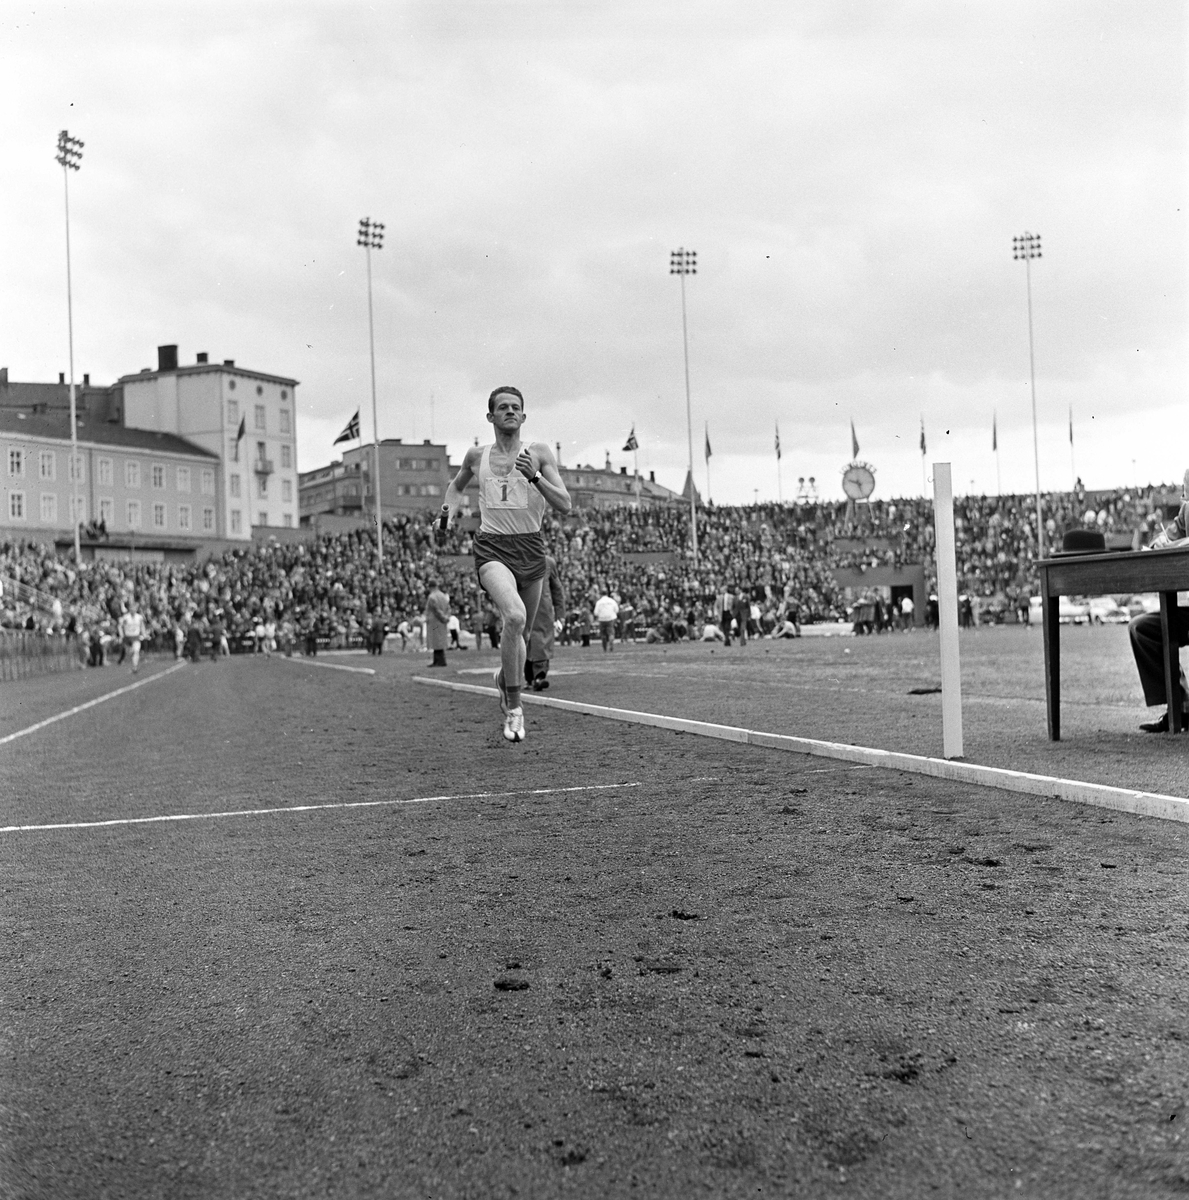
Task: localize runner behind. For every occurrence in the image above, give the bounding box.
[440,386,571,742]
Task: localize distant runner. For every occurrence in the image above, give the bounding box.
[118,603,146,674]
[440,386,571,742]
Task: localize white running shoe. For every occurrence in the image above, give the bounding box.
[503,707,525,742]
[494,668,508,714]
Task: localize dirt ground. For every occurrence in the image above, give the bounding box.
[1,640,1187,1198]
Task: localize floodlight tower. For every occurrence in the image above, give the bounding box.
[358,217,385,564]
[1013,231,1044,560]
[670,247,698,564]
[56,130,84,565]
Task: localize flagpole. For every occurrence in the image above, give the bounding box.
[670,248,698,563]
[994,411,1001,496]
[1069,405,1075,489]
[704,422,711,504]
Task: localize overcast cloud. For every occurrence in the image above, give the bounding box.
[2,1,1184,503]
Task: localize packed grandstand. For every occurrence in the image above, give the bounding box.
[0,483,1177,653]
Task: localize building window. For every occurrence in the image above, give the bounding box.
[281,479,292,502]
[177,466,191,493]
[230,438,240,462]
[98,457,113,486]
[279,409,291,434]
[9,491,25,520]
[257,475,267,499]
[127,499,141,528]
[71,495,86,523]
[230,509,242,534]
[428,458,439,470]
[39,451,56,480]
[422,484,442,496]
[99,497,113,525]
[202,506,214,532]
[282,513,292,528]
[151,464,165,489]
[256,384,263,396]
[229,473,241,499]
[69,454,84,483]
[280,444,291,469]
[201,468,214,494]
[254,404,266,431]
[126,461,140,489]
[178,504,192,531]
[40,493,57,523]
[280,388,288,400]
[227,400,239,426]
[255,440,266,465]
[8,448,24,478]
[152,502,166,529]
[257,511,268,527]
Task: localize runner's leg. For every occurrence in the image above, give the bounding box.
[480,563,529,707]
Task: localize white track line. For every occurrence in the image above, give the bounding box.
[0,781,641,834]
[277,657,376,676]
[412,676,1189,825]
[0,661,188,749]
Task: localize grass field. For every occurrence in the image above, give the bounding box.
[2,630,1188,1198]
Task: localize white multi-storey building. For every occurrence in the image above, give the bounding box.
[119,346,299,540]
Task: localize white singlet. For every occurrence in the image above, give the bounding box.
[477,444,546,536]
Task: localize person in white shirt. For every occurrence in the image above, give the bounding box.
[593,593,620,652]
[117,604,146,674]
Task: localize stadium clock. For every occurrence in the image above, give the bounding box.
[841,462,876,500]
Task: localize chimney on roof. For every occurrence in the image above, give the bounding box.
[620,466,627,475]
[196,352,208,364]
[223,359,235,367]
[423,439,430,445]
[649,470,655,482]
[83,373,90,387]
[59,372,65,384]
[0,367,7,387]
[157,344,178,373]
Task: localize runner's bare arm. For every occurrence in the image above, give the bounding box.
[441,445,482,528]
[517,442,571,514]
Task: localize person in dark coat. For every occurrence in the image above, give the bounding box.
[525,556,564,690]
[425,581,450,668]
[1131,470,1189,732]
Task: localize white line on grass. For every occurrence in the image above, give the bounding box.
[277,657,376,676]
[0,781,641,834]
[0,661,188,749]
[412,675,1189,825]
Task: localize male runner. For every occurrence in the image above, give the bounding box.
[440,386,571,742]
[118,603,146,674]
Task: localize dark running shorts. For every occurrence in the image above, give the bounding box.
[473,530,548,588]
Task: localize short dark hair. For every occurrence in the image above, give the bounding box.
[488,386,524,413]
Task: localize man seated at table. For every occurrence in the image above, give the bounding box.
[1131,469,1189,732]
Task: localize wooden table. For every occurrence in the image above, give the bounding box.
[1036,547,1189,740]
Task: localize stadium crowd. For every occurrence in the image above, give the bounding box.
[0,482,1176,654]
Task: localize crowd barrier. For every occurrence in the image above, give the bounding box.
[0,629,85,682]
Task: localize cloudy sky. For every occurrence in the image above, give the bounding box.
[2,1,1184,503]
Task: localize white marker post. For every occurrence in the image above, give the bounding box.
[933,462,964,758]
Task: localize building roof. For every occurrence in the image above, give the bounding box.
[0,411,218,458]
[117,362,298,387]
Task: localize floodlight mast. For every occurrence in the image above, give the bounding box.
[670,247,698,564]
[358,217,385,564]
[1013,231,1044,561]
[56,130,84,566]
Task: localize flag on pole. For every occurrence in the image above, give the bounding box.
[919,418,926,456]
[774,422,781,460]
[704,425,712,462]
[622,425,638,453]
[334,409,361,444]
[236,415,246,444]
[850,420,859,459]
[992,412,997,452]
[1068,405,1073,445]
